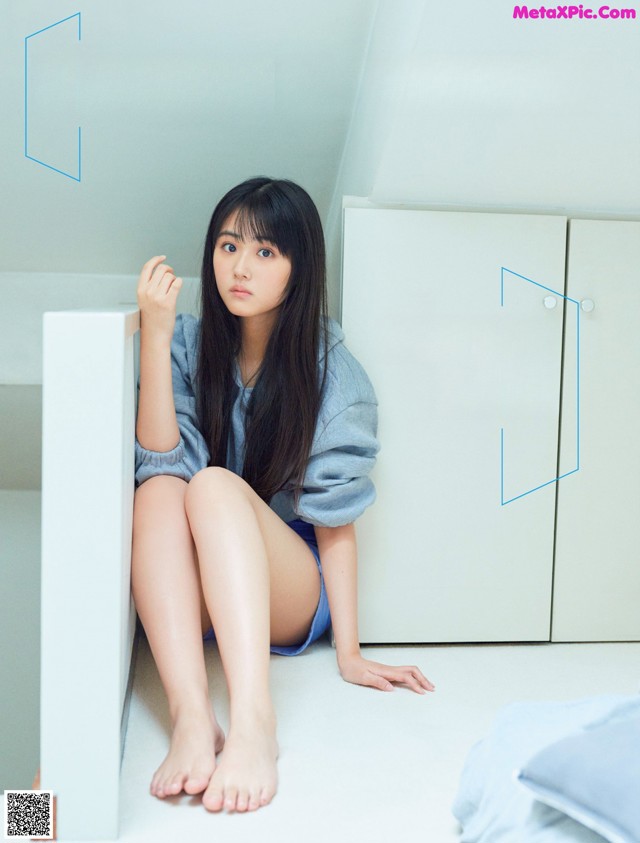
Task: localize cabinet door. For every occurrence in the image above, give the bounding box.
[342,207,566,642]
[552,220,640,641]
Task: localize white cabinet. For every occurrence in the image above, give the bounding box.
[341,207,640,643]
[552,220,640,641]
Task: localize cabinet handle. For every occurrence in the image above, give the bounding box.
[580,299,595,312]
[544,296,557,309]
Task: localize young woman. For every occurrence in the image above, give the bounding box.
[132,177,435,816]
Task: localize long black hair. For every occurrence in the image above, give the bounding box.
[194,177,329,505]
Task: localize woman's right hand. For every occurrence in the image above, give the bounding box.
[136,255,183,344]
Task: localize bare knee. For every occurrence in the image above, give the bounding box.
[135,475,188,500]
[185,467,245,509]
[132,475,198,565]
[133,475,189,524]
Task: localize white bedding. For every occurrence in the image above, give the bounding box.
[452,694,640,843]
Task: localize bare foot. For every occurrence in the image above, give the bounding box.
[202,713,279,813]
[151,704,226,799]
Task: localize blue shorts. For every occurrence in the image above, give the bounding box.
[202,518,332,657]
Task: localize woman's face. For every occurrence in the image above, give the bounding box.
[213,211,292,323]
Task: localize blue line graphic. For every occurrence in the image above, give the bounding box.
[24,12,82,181]
[500,267,580,506]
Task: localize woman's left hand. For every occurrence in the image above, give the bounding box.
[338,653,435,694]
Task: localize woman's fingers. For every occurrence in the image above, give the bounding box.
[139,256,182,300]
[138,255,167,289]
[136,256,182,343]
[340,655,435,695]
[149,263,175,291]
[137,257,171,302]
[409,667,435,691]
[398,665,436,693]
[381,664,435,694]
[399,666,435,692]
[139,256,182,297]
[374,674,395,692]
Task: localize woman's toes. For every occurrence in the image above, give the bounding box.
[236,791,249,812]
[203,786,224,812]
[224,787,238,812]
[168,775,183,795]
[184,773,210,795]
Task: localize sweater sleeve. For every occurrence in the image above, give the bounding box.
[294,399,380,528]
[134,314,210,488]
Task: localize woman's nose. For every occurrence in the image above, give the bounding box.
[233,251,250,278]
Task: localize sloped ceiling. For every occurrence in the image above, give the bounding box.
[1,0,375,276]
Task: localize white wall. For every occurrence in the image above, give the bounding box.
[327,0,640,295]
[0,491,41,791]
[373,0,640,210]
[1,0,372,278]
[326,0,425,286]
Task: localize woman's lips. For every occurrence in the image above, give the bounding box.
[230,286,251,298]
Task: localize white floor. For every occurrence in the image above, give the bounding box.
[119,635,640,843]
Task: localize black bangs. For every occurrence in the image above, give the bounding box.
[230,195,292,257]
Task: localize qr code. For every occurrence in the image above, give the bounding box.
[4,790,53,840]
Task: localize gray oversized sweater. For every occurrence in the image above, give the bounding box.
[134,313,379,528]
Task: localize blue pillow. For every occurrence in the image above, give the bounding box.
[452,695,633,843]
[516,701,640,843]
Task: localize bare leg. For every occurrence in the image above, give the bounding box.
[131,475,225,798]
[184,467,322,814]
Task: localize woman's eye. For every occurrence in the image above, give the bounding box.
[258,248,273,258]
[221,242,236,253]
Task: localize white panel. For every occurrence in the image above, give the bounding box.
[553,220,640,641]
[342,207,566,642]
[121,328,138,721]
[371,0,640,211]
[41,307,139,840]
